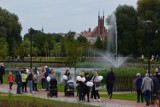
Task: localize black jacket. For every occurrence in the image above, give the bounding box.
[106,71,115,85]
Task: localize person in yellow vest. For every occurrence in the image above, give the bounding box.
[22,69,28,93]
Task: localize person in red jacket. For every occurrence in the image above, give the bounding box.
[8,71,14,90]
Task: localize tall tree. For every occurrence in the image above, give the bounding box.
[137,0,160,55]
[115,5,138,55]
[0,7,22,55]
[0,38,8,59]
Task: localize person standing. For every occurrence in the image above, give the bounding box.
[134,73,143,103]
[83,73,91,102]
[0,63,5,84]
[15,67,22,94]
[141,73,154,106]
[45,66,50,91]
[105,68,115,99]
[21,70,28,93]
[41,66,46,89]
[8,71,14,90]
[91,71,101,102]
[33,68,39,93]
[76,72,86,102]
[63,69,72,96]
[27,69,33,94]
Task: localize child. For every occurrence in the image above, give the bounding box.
[8,71,14,90]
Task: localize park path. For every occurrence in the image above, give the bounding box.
[0,84,153,107]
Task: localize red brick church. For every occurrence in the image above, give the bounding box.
[81,12,107,39]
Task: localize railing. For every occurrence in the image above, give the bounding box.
[114,77,135,92]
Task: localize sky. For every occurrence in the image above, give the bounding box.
[0,0,137,37]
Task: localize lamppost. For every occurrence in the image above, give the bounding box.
[28,27,34,69]
[58,45,60,58]
[145,20,152,77]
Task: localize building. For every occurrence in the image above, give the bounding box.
[81,12,107,41]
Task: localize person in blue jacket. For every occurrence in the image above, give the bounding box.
[15,67,22,94]
[134,73,143,103]
[45,66,50,91]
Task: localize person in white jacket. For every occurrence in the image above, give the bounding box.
[90,71,101,102]
[141,73,154,106]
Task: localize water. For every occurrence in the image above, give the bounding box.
[96,12,128,68]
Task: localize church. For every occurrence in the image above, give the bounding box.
[81,12,107,39]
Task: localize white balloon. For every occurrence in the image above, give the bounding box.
[26,69,29,74]
[86,82,93,87]
[46,76,51,82]
[81,77,86,82]
[63,75,68,80]
[76,76,81,81]
[98,76,103,81]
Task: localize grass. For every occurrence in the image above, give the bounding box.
[0,94,95,107]
[100,93,137,101]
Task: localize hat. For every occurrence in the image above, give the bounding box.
[145,73,149,77]
[136,73,141,76]
[155,68,159,72]
[0,63,4,66]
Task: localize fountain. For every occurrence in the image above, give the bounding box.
[96,12,128,68]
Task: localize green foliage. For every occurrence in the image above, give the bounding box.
[115,5,138,55]
[0,38,8,59]
[94,37,103,50]
[0,7,22,56]
[64,38,81,68]
[137,0,160,55]
[98,67,146,91]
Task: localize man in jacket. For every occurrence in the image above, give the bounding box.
[141,73,154,106]
[15,67,22,94]
[134,73,143,103]
[0,63,5,84]
[106,68,115,99]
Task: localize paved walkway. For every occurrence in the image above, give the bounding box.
[0,84,152,107]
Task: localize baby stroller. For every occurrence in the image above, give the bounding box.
[65,80,75,96]
[47,78,58,97]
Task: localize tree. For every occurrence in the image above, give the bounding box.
[0,38,8,59]
[0,7,22,56]
[115,5,138,55]
[94,37,103,50]
[24,29,55,56]
[137,0,160,55]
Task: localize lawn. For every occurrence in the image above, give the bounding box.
[0,93,95,107]
[100,93,137,101]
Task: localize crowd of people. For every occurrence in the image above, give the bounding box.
[14,66,57,94]
[0,64,116,103]
[134,68,160,106]
[2,63,160,105]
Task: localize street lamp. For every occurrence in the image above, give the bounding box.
[28,27,34,69]
[58,45,60,58]
[145,20,153,77]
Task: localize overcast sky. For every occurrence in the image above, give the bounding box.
[0,0,137,36]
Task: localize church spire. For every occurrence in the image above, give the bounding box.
[103,10,104,19]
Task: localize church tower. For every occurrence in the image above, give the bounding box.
[97,11,106,37]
